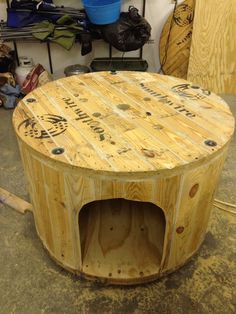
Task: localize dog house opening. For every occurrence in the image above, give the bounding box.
[79,198,166,280]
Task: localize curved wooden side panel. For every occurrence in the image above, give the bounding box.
[17,138,229,284]
[166,149,228,271]
[18,140,82,270]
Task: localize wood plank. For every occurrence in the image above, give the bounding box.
[187,0,236,93]
[167,150,227,270]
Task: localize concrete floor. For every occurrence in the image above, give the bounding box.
[0,95,235,314]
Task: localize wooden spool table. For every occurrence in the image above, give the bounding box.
[13,71,234,285]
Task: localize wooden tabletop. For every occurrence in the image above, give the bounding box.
[13,71,235,176]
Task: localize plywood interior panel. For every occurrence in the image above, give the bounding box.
[79,199,166,281]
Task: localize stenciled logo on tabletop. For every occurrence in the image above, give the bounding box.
[140,82,197,118]
[18,114,68,139]
[171,84,211,100]
[173,3,194,27]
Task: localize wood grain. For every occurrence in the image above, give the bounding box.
[167,150,228,270]
[187,0,236,93]
[12,72,235,284]
[12,72,235,176]
[159,0,195,79]
[80,199,165,280]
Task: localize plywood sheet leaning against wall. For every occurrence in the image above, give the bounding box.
[187,0,236,94]
[159,0,195,79]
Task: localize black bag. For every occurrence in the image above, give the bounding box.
[101,6,151,52]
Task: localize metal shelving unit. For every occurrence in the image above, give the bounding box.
[4,0,76,74]
[3,0,148,74]
[4,0,54,73]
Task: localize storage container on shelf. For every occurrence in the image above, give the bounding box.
[82,0,121,25]
[64,64,90,77]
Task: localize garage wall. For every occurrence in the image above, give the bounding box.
[0,0,180,78]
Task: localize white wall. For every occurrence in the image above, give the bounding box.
[0,0,179,78]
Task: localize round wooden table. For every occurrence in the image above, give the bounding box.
[13,71,235,285]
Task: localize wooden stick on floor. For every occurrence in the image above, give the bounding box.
[0,187,32,214]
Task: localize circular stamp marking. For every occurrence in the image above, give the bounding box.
[18,114,68,139]
[171,84,211,100]
[173,4,194,27]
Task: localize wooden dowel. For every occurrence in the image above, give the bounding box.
[213,202,236,215]
[0,187,32,214]
[214,198,236,209]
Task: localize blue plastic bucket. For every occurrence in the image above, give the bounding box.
[83,0,121,25]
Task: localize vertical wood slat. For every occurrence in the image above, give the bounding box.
[167,150,228,270]
[18,143,81,270]
[16,141,229,284]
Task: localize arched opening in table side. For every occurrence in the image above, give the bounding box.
[78,198,166,281]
